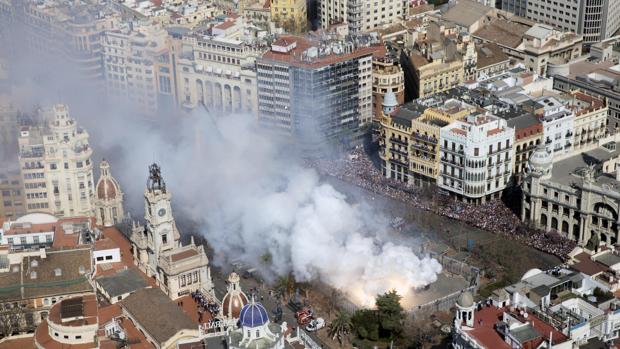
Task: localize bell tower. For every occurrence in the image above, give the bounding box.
[144,163,179,258]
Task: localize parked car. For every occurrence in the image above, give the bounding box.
[306,318,325,332]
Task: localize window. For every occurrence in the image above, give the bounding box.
[105,255,113,260]
[96,256,104,261]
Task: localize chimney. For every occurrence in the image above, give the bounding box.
[40,248,46,259]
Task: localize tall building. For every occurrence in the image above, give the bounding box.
[438,110,515,203]
[175,24,268,116]
[94,160,124,228]
[130,163,215,300]
[271,0,307,32]
[405,52,465,99]
[18,104,95,218]
[318,0,405,34]
[372,56,404,120]
[501,0,620,44]
[102,23,177,115]
[256,35,380,150]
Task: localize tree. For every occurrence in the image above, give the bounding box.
[375,290,405,339]
[0,304,25,338]
[351,309,379,341]
[328,311,353,347]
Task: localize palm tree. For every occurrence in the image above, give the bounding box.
[328,311,352,347]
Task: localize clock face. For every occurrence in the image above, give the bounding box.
[158,208,166,217]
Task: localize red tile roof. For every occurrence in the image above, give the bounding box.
[571,252,608,276]
[170,249,198,262]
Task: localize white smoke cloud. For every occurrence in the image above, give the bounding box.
[1,31,442,307]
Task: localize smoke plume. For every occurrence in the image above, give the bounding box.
[1,26,442,307]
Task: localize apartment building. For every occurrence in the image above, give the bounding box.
[21,1,120,83]
[406,52,465,99]
[0,171,25,220]
[256,35,379,151]
[176,26,268,116]
[501,0,620,44]
[507,114,543,184]
[372,56,404,120]
[568,91,607,152]
[439,111,515,203]
[536,95,575,159]
[271,0,307,33]
[319,0,405,34]
[18,104,95,218]
[102,23,177,115]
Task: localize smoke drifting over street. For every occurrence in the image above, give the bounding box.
[3,43,442,307]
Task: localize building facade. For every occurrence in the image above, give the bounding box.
[18,104,95,218]
[318,0,405,34]
[372,56,404,120]
[256,36,378,151]
[271,0,307,33]
[130,163,215,300]
[406,53,465,99]
[176,31,267,116]
[439,111,515,203]
[0,171,25,220]
[501,0,620,44]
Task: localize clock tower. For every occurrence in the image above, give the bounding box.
[144,163,180,260]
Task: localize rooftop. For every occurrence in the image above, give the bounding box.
[121,287,196,344]
[96,268,149,298]
[442,0,494,28]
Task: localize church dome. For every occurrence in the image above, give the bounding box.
[222,272,249,319]
[239,301,269,328]
[528,144,552,175]
[457,291,474,308]
[383,91,398,108]
[96,160,121,201]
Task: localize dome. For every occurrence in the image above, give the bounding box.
[521,268,543,280]
[14,213,58,225]
[239,302,269,328]
[97,178,119,200]
[382,91,398,108]
[222,272,249,319]
[457,291,474,308]
[527,144,552,174]
[96,160,121,201]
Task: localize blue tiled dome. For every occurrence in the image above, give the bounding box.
[239,302,269,328]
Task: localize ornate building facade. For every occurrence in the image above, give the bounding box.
[94,160,124,227]
[130,163,215,300]
[521,142,620,247]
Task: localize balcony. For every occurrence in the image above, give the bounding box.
[545,138,552,145]
[411,143,434,153]
[390,147,408,156]
[390,158,408,167]
[412,132,438,144]
[390,137,408,146]
[440,146,464,155]
[566,131,573,137]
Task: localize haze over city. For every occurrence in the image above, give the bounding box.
[1,0,620,348]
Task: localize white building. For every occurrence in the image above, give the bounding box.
[94,160,124,228]
[176,28,267,115]
[319,0,405,34]
[18,104,95,218]
[130,163,215,300]
[102,23,176,115]
[439,109,515,203]
[536,95,574,159]
[0,213,57,248]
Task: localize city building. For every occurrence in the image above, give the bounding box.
[318,0,406,34]
[0,247,93,337]
[379,97,472,186]
[0,170,25,220]
[567,91,607,152]
[94,160,125,228]
[553,60,620,132]
[129,163,215,300]
[114,0,217,28]
[439,110,515,203]
[535,95,575,159]
[0,212,93,249]
[270,0,307,33]
[121,287,199,348]
[18,104,95,218]
[522,140,620,245]
[102,23,177,115]
[501,0,620,45]
[474,22,583,77]
[507,113,543,184]
[34,294,99,349]
[474,43,510,81]
[404,52,465,99]
[20,1,120,84]
[175,25,268,116]
[372,55,404,120]
[256,35,381,151]
[220,272,249,320]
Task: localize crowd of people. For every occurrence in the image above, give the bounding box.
[305,148,576,260]
[191,290,220,323]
